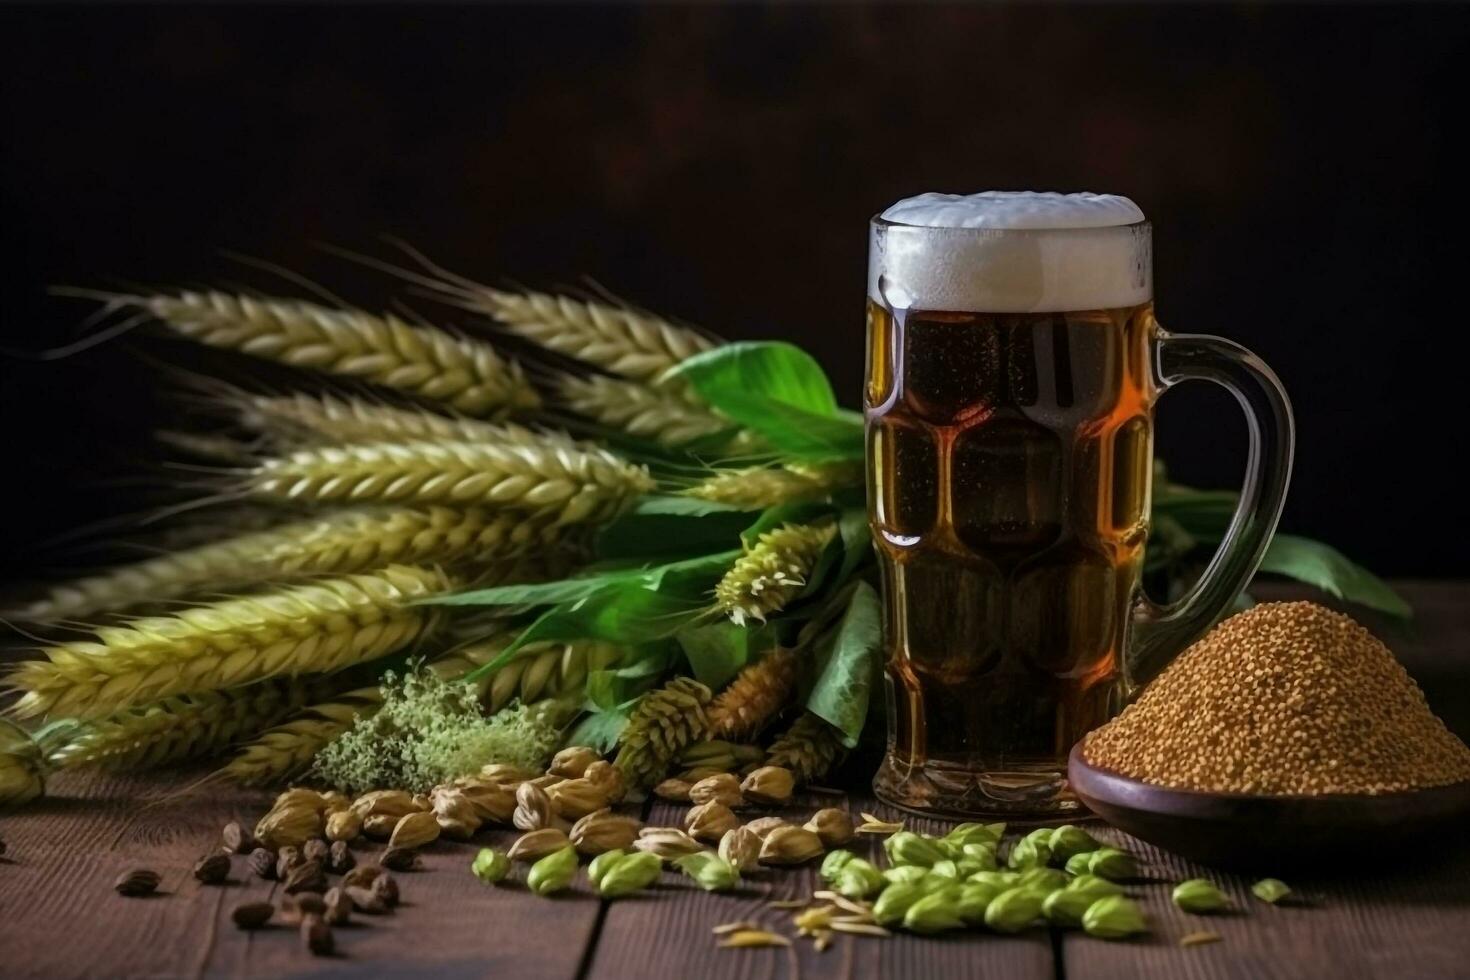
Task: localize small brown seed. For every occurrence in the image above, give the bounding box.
[193,853,231,885]
[283,859,328,894]
[301,915,334,956]
[114,868,161,897]
[248,848,276,880]
[279,892,326,925]
[328,840,355,875]
[371,872,400,907]
[325,809,362,843]
[741,766,795,806]
[379,847,420,872]
[221,821,254,854]
[302,838,330,865]
[341,864,383,890]
[388,810,440,850]
[231,901,274,930]
[323,887,352,926]
[344,884,389,915]
[361,813,397,839]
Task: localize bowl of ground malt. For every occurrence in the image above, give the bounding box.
[1069,602,1470,868]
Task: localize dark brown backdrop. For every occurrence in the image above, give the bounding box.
[2,3,1467,582]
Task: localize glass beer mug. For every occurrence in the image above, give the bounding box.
[865,192,1294,817]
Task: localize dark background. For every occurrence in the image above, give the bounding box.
[1,2,1467,584]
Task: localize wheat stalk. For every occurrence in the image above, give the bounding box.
[6,565,449,721]
[461,287,714,383]
[686,461,860,508]
[10,507,560,623]
[115,290,540,416]
[554,373,737,448]
[613,677,713,787]
[475,639,624,713]
[234,391,575,449]
[707,647,798,740]
[714,522,837,626]
[42,679,317,771]
[249,438,654,525]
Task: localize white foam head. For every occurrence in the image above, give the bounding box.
[869,191,1152,313]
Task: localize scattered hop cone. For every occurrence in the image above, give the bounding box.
[570,809,641,856]
[547,778,609,820]
[597,851,663,898]
[675,852,740,892]
[884,831,947,868]
[706,648,799,739]
[527,845,578,896]
[903,891,966,934]
[873,882,927,927]
[1172,878,1228,913]
[587,848,627,888]
[984,888,1045,933]
[0,719,45,808]
[1081,895,1147,939]
[1087,847,1138,881]
[835,859,885,899]
[820,849,858,883]
[389,811,441,850]
[471,848,510,884]
[633,827,704,861]
[509,828,572,862]
[1048,825,1100,861]
[713,522,836,626]
[613,677,712,788]
[582,760,625,804]
[1042,887,1098,927]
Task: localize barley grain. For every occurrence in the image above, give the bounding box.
[554,374,735,447]
[235,391,573,449]
[687,463,859,509]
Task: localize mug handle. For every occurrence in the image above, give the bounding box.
[1126,328,1295,692]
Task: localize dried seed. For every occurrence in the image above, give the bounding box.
[248,848,276,880]
[323,887,352,926]
[193,853,231,885]
[361,813,397,840]
[453,779,517,823]
[804,809,855,848]
[718,826,761,872]
[350,789,419,820]
[547,778,610,820]
[328,840,355,875]
[570,809,641,856]
[320,791,350,814]
[513,782,555,831]
[584,760,626,803]
[686,802,740,843]
[379,847,420,872]
[284,859,328,894]
[279,893,326,925]
[255,804,322,850]
[759,826,824,865]
[509,828,572,862]
[341,864,383,890]
[431,787,483,840]
[718,929,791,948]
[274,788,326,812]
[712,921,759,935]
[830,921,891,937]
[480,762,539,786]
[743,816,788,839]
[689,773,743,808]
[1180,930,1224,947]
[325,810,362,843]
[114,869,161,897]
[653,778,693,802]
[549,745,600,778]
[371,872,400,907]
[344,884,390,915]
[301,915,334,956]
[276,846,302,881]
[388,811,440,850]
[302,839,330,865]
[231,901,274,930]
[633,827,705,861]
[740,766,795,806]
[221,821,254,854]
[526,774,564,791]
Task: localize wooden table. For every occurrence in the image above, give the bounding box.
[3,582,1467,979]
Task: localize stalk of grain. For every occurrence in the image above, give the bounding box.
[112,290,540,417]
[248,438,654,526]
[765,712,846,784]
[6,566,450,721]
[686,462,860,509]
[707,648,799,740]
[475,639,625,713]
[714,522,838,626]
[553,373,741,448]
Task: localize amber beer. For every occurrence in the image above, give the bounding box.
[866,192,1294,818]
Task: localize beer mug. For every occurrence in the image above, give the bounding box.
[865,192,1293,817]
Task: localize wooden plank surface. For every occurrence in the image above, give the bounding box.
[1,581,1467,978]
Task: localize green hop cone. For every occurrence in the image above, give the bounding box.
[527,845,579,896]
[1064,852,1094,876]
[1252,878,1291,904]
[883,865,930,887]
[676,852,740,893]
[957,881,1001,926]
[984,888,1044,933]
[820,849,857,883]
[835,860,885,900]
[1087,847,1138,881]
[1007,833,1052,871]
[961,842,998,871]
[1081,895,1147,939]
[587,848,627,888]
[598,851,663,898]
[903,892,966,934]
[1017,867,1069,895]
[1042,887,1099,928]
[969,870,1021,890]
[885,831,947,868]
[471,848,511,884]
[929,859,960,879]
[0,719,46,808]
[873,882,927,927]
[945,822,1004,848]
[1173,878,1228,913]
[1065,874,1124,899]
[1047,825,1100,861]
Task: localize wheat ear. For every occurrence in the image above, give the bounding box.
[115,290,540,416]
[460,287,714,383]
[765,711,846,784]
[249,438,654,526]
[553,373,739,448]
[42,679,317,771]
[6,565,449,721]
[707,647,799,740]
[478,639,624,713]
[234,391,576,449]
[686,461,860,508]
[613,677,713,787]
[713,522,837,626]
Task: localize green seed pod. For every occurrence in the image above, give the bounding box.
[883,865,930,887]
[1088,848,1138,881]
[1065,874,1124,899]
[969,870,1021,890]
[820,849,857,883]
[1081,895,1147,939]
[984,888,1044,933]
[1042,887,1098,927]
[598,851,663,898]
[903,892,966,934]
[471,848,510,884]
[945,822,1004,848]
[836,860,885,900]
[929,859,960,879]
[961,842,998,871]
[527,844,578,896]
[587,848,627,887]
[873,882,927,927]
[1017,867,1069,895]
[1173,878,1228,913]
[957,881,1001,926]
[676,853,740,893]
[1252,878,1291,905]
[1048,825,1101,861]
[1007,835,1052,870]
[1064,852,1094,877]
[885,831,947,868]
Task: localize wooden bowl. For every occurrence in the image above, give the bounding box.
[1067,744,1470,871]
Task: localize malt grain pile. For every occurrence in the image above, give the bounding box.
[1083,602,1470,795]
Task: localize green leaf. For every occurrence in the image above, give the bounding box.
[835,507,873,584]
[598,499,755,560]
[585,645,678,711]
[666,341,865,459]
[1258,534,1411,618]
[804,581,883,747]
[428,551,738,608]
[627,495,748,517]
[676,621,772,689]
[567,706,632,753]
